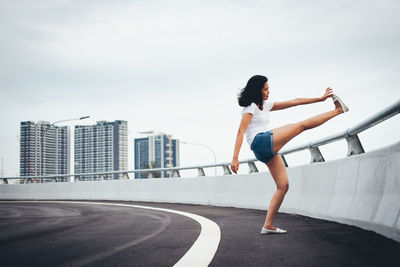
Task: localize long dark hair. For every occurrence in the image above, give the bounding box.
[238,75,268,110]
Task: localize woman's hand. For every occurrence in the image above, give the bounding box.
[230,158,239,174]
[321,87,333,101]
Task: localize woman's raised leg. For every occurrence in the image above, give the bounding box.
[271,105,342,153]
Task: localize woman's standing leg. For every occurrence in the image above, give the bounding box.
[264,154,289,229]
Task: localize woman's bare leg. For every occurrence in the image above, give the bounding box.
[272,105,342,153]
[264,154,289,229]
[264,103,343,229]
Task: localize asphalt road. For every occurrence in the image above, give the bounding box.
[0,201,399,267]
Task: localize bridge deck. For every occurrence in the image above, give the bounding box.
[0,201,398,266]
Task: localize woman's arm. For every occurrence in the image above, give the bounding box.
[231,113,252,174]
[271,87,333,111]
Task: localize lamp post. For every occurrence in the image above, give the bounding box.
[181,141,217,176]
[39,116,90,182]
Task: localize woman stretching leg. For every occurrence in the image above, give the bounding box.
[230,75,348,234]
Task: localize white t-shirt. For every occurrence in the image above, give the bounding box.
[242,100,275,146]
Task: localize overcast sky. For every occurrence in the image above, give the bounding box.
[1,0,399,177]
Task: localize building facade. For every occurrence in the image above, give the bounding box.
[134,132,180,178]
[74,120,128,180]
[20,121,70,182]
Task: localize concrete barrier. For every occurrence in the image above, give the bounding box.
[1,142,399,242]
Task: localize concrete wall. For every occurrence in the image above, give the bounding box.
[1,142,399,242]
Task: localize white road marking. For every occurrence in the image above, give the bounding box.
[2,201,221,267]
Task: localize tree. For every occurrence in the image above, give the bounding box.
[143,161,161,178]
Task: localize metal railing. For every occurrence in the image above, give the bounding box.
[1,99,399,184]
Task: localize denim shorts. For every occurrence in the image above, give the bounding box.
[250,131,277,164]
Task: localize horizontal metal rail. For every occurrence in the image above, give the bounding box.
[1,99,399,184]
[276,99,399,165]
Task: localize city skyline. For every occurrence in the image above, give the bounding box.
[17,120,182,180]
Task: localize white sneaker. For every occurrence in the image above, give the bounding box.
[260,227,287,234]
[332,94,349,113]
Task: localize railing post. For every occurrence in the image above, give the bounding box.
[345,134,365,156]
[173,170,180,178]
[309,147,325,163]
[281,155,289,167]
[223,165,232,175]
[248,161,258,173]
[198,168,205,176]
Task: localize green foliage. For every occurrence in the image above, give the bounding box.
[143,161,161,178]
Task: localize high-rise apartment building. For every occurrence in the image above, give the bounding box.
[75,120,128,180]
[134,132,180,178]
[20,121,70,182]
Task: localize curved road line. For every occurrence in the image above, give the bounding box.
[5,201,221,267]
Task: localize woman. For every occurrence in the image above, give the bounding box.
[230,75,348,234]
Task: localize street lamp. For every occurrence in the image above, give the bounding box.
[181,141,217,176]
[39,115,90,182]
[50,116,90,126]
